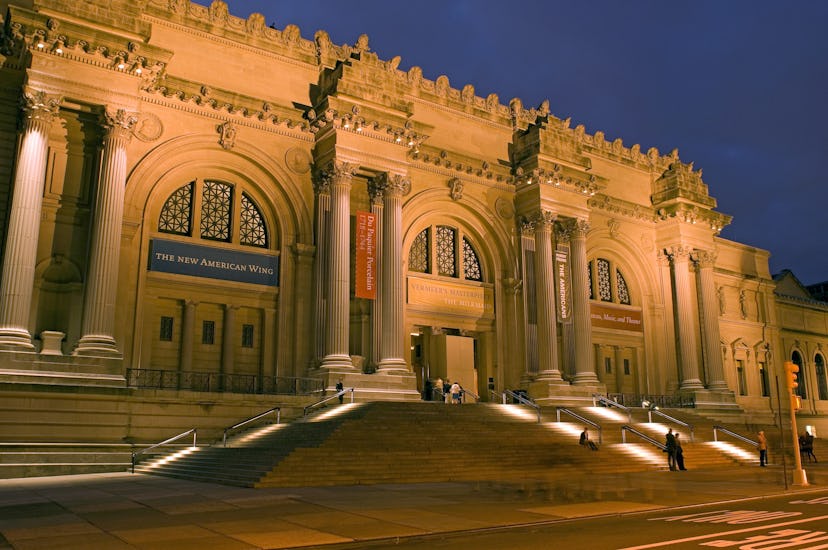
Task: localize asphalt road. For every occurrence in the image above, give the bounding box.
[313,489,828,550]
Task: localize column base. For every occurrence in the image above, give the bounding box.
[572,372,600,385]
[0,327,35,350]
[706,381,730,392]
[679,378,705,391]
[320,354,355,370]
[535,370,565,383]
[377,358,408,374]
[73,335,121,358]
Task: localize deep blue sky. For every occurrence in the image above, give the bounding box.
[196,1,828,285]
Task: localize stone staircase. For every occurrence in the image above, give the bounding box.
[0,443,133,479]
[134,401,767,488]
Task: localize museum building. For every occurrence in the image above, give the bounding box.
[0,0,826,441]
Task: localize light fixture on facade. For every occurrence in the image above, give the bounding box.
[36,41,45,49]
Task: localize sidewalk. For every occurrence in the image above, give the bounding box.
[0,464,824,550]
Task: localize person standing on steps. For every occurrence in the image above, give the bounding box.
[335,379,344,404]
[757,430,768,467]
[675,432,687,470]
[665,428,677,471]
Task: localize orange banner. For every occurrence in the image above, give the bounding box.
[355,211,377,299]
[590,303,643,332]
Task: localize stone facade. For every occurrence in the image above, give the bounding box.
[0,0,825,440]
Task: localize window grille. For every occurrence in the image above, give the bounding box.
[200,180,232,241]
[617,270,630,305]
[158,182,193,235]
[597,258,611,301]
[436,225,456,277]
[159,316,174,341]
[409,229,429,273]
[462,237,482,281]
[202,320,215,345]
[242,324,255,348]
[240,193,267,247]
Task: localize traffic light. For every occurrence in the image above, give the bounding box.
[784,361,800,393]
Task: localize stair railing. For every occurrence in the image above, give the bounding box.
[461,388,480,403]
[713,425,758,448]
[557,408,603,444]
[502,389,541,423]
[593,393,632,422]
[131,428,197,473]
[621,425,666,451]
[303,387,354,416]
[648,409,695,442]
[222,407,281,447]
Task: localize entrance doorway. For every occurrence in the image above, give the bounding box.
[411,329,478,401]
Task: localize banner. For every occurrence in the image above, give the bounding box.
[590,303,643,332]
[555,248,570,321]
[355,211,377,299]
[148,239,279,286]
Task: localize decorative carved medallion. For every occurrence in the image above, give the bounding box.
[132,112,163,142]
[448,177,463,201]
[285,147,311,174]
[495,197,514,220]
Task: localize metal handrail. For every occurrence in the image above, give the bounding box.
[502,390,541,423]
[557,408,603,444]
[303,387,355,416]
[713,425,758,448]
[621,425,666,450]
[648,409,695,442]
[592,393,632,422]
[131,428,197,473]
[462,388,480,403]
[222,407,280,447]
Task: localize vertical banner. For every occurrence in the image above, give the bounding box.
[355,210,377,299]
[555,247,570,321]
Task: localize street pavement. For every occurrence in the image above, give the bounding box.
[0,462,825,549]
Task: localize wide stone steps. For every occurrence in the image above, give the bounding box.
[0,444,133,479]
[135,401,767,488]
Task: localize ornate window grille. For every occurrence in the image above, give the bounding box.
[616,270,631,305]
[462,237,482,281]
[587,260,594,300]
[200,180,232,242]
[597,258,612,301]
[409,229,429,273]
[436,225,456,277]
[158,182,193,235]
[240,192,268,247]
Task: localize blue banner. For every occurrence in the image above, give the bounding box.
[148,239,279,286]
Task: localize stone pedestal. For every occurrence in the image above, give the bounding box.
[39,331,65,355]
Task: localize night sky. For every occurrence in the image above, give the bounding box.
[195,1,828,285]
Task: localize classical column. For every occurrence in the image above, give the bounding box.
[377,173,410,373]
[311,174,331,364]
[530,210,562,381]
[320,161,355,370]
[694,249,728,391]
[0,90,61,349]
[568,219,598,384]
[180,300,197,374]
[75,109,137,355]
[367,178,384,370]
[667,246,704,390]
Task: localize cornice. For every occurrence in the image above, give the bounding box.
[588,194,656,223]
[139,93,313,142]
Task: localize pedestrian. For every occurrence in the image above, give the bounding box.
[802,431,818,462]
[443,379,451,404]
[450,381,462,405]
[757,430,768,467]
[675,432,686,470]
[335,379,344,403]
[580,427,598,451]
[434,377,444,401]
[665,428,677,471]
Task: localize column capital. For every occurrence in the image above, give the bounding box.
[691,248,717,268]
[663,245,693,262]
[102,108,138,141]
[20,89,61,127]
[529,209,557,229]
[372,172,411,198]
[313,160,356,193]
[562,217,590,238]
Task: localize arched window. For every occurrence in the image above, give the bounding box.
[588,258,631,305]
[408,225,483,282]
[792,350,807,399]
[157,180,268,248]
[816,354,828,401]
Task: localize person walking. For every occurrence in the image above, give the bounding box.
[757,430,768,467]
[665,428,677,471]
[675,432,687,470]
[802,431,818,462]
[450,382,462,405]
